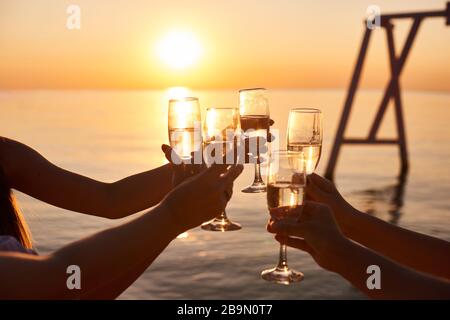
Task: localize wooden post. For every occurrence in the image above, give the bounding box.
[324,26,372,180]
[325,4,448,181]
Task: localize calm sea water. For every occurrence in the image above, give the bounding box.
[1,89,449,299]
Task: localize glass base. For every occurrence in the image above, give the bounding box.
[201,217,242,232]
[241,182,266,193]
[261,266,304,285]
[176,232,189,239]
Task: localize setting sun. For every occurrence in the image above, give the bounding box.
[156,31,203,70]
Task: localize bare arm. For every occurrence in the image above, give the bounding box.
[78,259,151,299]
[332,238,450,299]
[0,137,173,219]
[0,204,177,299]
[340,205,450,280]
[0,164,243,299]
[269,202,450,299]
[307,174,450,280]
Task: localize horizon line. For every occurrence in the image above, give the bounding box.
[1,87,449,94]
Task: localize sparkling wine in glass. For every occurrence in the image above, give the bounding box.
[168,97,203,239]
[261,150,306,284]
[239,88,270,193]
[201,107,242,231]
[287,108,322,175]
[168,97,202,162]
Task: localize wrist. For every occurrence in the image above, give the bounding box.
[154,201,186,238]
[333,199,359,236]
[328,237,357,274]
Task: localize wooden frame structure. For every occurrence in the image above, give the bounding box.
[325,2,450,180]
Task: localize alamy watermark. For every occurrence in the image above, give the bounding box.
[366,5,381,30]
[366,264,381,290]
[169,121,279,166]
[66,4,81,30]
[66,264,81,290]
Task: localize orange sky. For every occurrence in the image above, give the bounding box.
[0,0,449,90]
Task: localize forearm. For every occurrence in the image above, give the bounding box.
[107,164,172,218]
[340,207,450,279]
[2,137,173,219]
[80,259,152,299]
[0,204,181,299]
[332,239,450,299]
[52,203,180,298]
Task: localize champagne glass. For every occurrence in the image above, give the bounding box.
[239,88,270,193]
[168,97,203,239]
[201,107,242,231]
[168,97,202,162]
[261,150,306,284]
[287,108,322,175]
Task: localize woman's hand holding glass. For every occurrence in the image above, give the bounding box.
[267,201,349,273]
[305,173,359,234]
[161,162,243,234]
[161,144,205,187]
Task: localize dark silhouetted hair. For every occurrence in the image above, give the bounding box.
[0,164,32,248]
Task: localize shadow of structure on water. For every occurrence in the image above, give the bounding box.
[349,174,407,225]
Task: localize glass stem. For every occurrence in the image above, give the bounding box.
[277,244,288,269]
[253,163,263,184]
[219,210,228,221]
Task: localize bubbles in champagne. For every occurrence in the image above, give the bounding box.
[267,182,304,220]
[169,127,202,160]
[287,143,322,174]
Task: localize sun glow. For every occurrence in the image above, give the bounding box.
[166,86,191,100]
[205,108,218,138]
[157,31,203,69]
